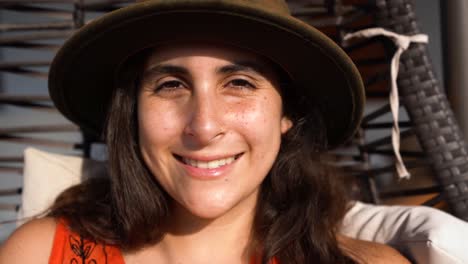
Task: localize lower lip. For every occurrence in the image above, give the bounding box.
[178,157,239,180]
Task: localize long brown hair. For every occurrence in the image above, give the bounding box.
[49,49,356,263]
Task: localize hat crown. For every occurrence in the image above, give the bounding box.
[136,0,291,16]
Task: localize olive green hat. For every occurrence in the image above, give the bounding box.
[49,0,365,148]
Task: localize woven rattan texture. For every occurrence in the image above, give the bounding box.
[375,0,468,220]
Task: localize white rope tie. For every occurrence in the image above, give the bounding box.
[343,28,429,179]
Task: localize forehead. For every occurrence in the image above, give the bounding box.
[143,43,279,74]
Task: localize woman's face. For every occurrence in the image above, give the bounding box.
[137,44,292,220]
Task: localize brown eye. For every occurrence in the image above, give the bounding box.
[155,80,185,92]
[226,79,256,90]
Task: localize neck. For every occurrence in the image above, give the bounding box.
[160,194,259,263]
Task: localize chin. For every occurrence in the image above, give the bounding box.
[183,193,258,222]
[194,212,226,220]
[187,203,236,220]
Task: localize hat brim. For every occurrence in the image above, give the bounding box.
[49,0,364,148]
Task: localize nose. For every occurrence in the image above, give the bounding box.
[183,92,224,147]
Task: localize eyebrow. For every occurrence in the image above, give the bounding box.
[216,61,269,76]
[140,60,269,84]
[141,64,189,83]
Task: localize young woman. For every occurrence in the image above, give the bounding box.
[0,1,410,263]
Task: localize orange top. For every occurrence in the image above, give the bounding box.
[49,219,124,264]
[49,219,278,264]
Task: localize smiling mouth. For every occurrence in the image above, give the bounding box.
[174,153,243,169]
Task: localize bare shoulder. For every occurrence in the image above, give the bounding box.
[0,217,57,264]
[338,235,410,264]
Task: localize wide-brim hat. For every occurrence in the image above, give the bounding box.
[49,0,365,148]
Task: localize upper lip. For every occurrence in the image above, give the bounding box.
[173,152,243,162]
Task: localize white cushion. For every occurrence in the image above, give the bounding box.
[341,201,468,263]
[18,147,106,223]
[20,147,468,263]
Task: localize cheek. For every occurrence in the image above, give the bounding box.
[227,94,284,147]
[137,99,184,184]
[249,94,282,127]
[138,100,183,147]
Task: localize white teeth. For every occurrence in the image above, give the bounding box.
[198,161,208,169]
[218,159,226,166]
[207,160,219,169]
[182,156,237,169]
[188,159,197,167]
